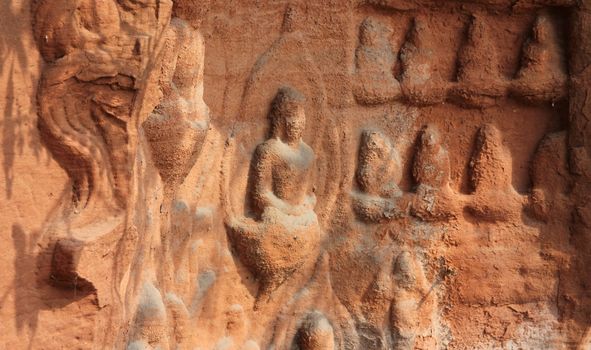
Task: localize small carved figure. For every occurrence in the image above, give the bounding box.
[294,311,336,350]
[352,130,408,223]
[361,251,395,327]
[399,17,446,105]
[511,12,567,104]
[353,17,402,105]
[528,131,570,222]
[452,15,508,108]
[227,86,322,301]
[411,125,458,221]
[362,250,434,350]
[391,251,432,350]
[128,282,170,349]
[466,124,524,221]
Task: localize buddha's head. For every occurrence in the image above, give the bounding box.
[360,130,393,161]
[359,17,384,47]
[269,86,306,144]
[532,13,552,43]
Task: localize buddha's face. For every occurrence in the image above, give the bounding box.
[284,104,305,142]
[421,125,440,148]
[533,16,550,42]
[363,131,391,160]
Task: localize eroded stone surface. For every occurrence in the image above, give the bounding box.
[1,0,589,349]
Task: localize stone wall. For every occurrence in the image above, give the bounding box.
[0,0,589,349]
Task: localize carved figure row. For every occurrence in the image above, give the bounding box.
[353,123,563,224]
[354,12,567,107]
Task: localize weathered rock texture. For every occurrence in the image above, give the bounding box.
[1,0,590,349]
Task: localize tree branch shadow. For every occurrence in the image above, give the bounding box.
[1,0,43,199]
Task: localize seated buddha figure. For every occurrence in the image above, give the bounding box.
[466,124,524,221]
[228,86,322,303]
[411,125,459,221]
[352,130,409,223]
[353,17,403,105]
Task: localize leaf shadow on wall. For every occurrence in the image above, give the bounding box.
[0,224,42,350]
[1,0,43,199]
[0,186,90,349]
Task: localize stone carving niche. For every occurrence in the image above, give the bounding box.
[20,0,591,349]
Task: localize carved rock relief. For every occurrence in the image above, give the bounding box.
[353,10,567,108]
[226,86,322,303]
[353,17,403,105]
[32,0,214,348]
[23,0,588,349]
[32,0,174,310]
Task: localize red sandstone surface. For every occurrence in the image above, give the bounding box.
[1,0,591,349]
